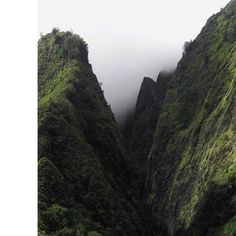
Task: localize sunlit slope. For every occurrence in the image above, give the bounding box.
[147,1,236,235]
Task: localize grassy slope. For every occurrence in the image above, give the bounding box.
[38,29,151,236]
[147,1,236,235]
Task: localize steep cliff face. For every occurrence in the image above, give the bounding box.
[146,1,236,235]
[38,29,156,236]
[128,74,171,197]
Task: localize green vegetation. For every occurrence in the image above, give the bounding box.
[38,1,236,235]
[215,215,236,236]
[146,0,236,235]
[38,29,155,235]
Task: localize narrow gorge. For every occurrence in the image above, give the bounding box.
[38,1,236,235]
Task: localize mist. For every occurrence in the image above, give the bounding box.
[38,0,230,124]
[91,38,180,125]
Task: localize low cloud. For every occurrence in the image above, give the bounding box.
[90,40,181,125]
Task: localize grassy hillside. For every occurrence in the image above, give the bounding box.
[146,1,236,235]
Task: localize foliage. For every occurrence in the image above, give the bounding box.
[37,1,236,235]
[147,0,236,234]
[215,215,236,236]
[38,29,153,235]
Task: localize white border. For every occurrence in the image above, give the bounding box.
[0,0,37,235]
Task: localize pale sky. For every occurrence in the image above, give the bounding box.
[39,0,230,124]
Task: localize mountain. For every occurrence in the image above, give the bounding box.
[38,0,236,235]
[38,29,157,236]
[127,73,171,197]
[145,0,236,235]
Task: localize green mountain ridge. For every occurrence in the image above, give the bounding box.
[145,0,236,235]
[38,29,156,236]
[38,1,236,235]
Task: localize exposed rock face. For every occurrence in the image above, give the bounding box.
[146,1,236,235]
[128,74,171,197]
